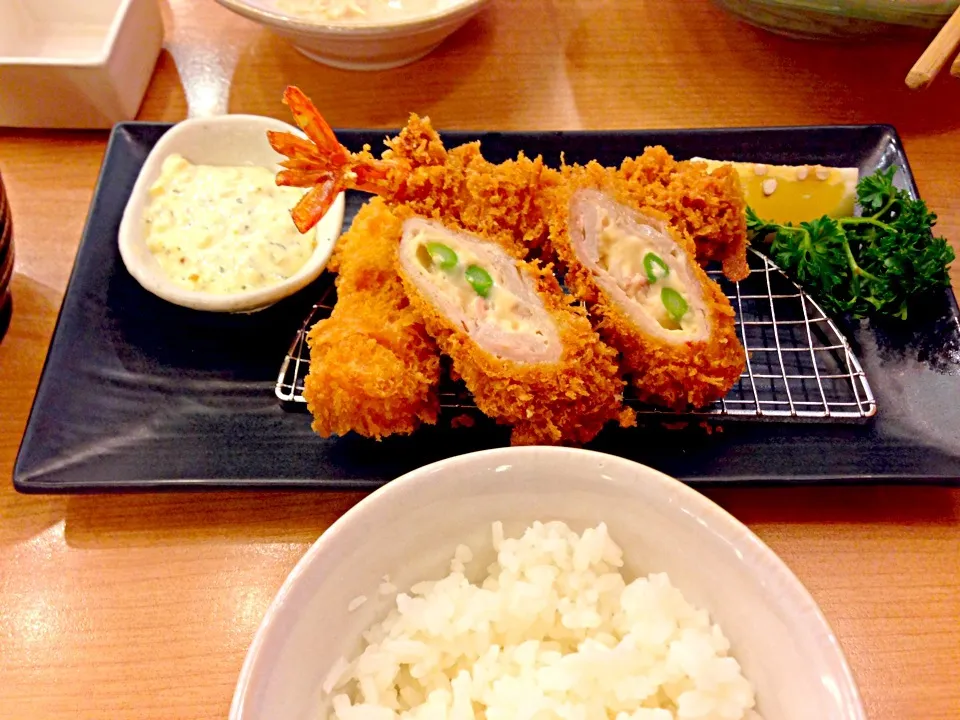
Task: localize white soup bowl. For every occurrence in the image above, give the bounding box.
[213,0,490,71]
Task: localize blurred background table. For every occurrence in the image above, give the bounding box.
[1,1,959,718]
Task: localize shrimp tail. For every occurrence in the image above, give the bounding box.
[281,86,349,167]
[266,87,353,232]
[291,176,345,234]
[270,85,414,233]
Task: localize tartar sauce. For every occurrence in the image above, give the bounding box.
[143,154,316,294]
[277,0,453,22]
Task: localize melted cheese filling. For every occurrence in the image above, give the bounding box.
[597,214,704,337]
[410,230,542,337]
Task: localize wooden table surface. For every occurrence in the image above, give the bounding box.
[2,1,960,717]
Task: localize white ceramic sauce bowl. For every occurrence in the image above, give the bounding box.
[213,0,490,71]
[118,114,345,313]
[230,446,867,720]
[0,0,163,129]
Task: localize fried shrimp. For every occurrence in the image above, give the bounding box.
[397,218,634,445]
[268,86,559,254]
[270,86,748,281]
[303,198,440,439]
[548,169,745,410]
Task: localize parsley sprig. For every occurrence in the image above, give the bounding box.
[747,167,955,321]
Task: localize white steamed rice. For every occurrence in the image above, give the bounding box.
[324,521,761,720]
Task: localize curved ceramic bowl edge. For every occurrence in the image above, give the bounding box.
[213,0,490,70]
[230,447,866,720]
[118,114,345,313]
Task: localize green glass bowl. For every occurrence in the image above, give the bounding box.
[714,0,959,38]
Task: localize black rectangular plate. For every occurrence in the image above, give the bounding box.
[14,123,960,492]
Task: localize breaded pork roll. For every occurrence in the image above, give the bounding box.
[552,185,746,410]
[397,218,634,445]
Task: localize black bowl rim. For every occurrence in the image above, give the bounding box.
[0,216,12,272]
[0,208,10,250]
[0,247,13,295]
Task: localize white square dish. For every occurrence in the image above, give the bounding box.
[0,0,163,129]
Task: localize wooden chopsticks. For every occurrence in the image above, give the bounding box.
[906,5,960,89]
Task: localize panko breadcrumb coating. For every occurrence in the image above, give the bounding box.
[271,87,749,278]
[617,147,750,281]
[548,166,746,410]
[353,125,749,281]
[270,87,751,437]
[356,115,561,256]
[303,199,440,439]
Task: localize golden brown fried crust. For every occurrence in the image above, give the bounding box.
[372,115,562,257]
[310,124,746,435]
[548,167,746,410]
[617,147,750,281]
[371,122,747,280]
[384,114,448,166]
[303,199,440,439]
[397,241,634,446]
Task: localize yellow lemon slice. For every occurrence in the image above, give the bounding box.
[694,159,858,225]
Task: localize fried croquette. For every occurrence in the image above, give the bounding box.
[271,86,753,437]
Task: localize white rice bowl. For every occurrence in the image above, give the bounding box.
[327,521,759,720]
[229,447,866,720]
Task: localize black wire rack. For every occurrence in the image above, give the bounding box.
[277,248,877,421]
